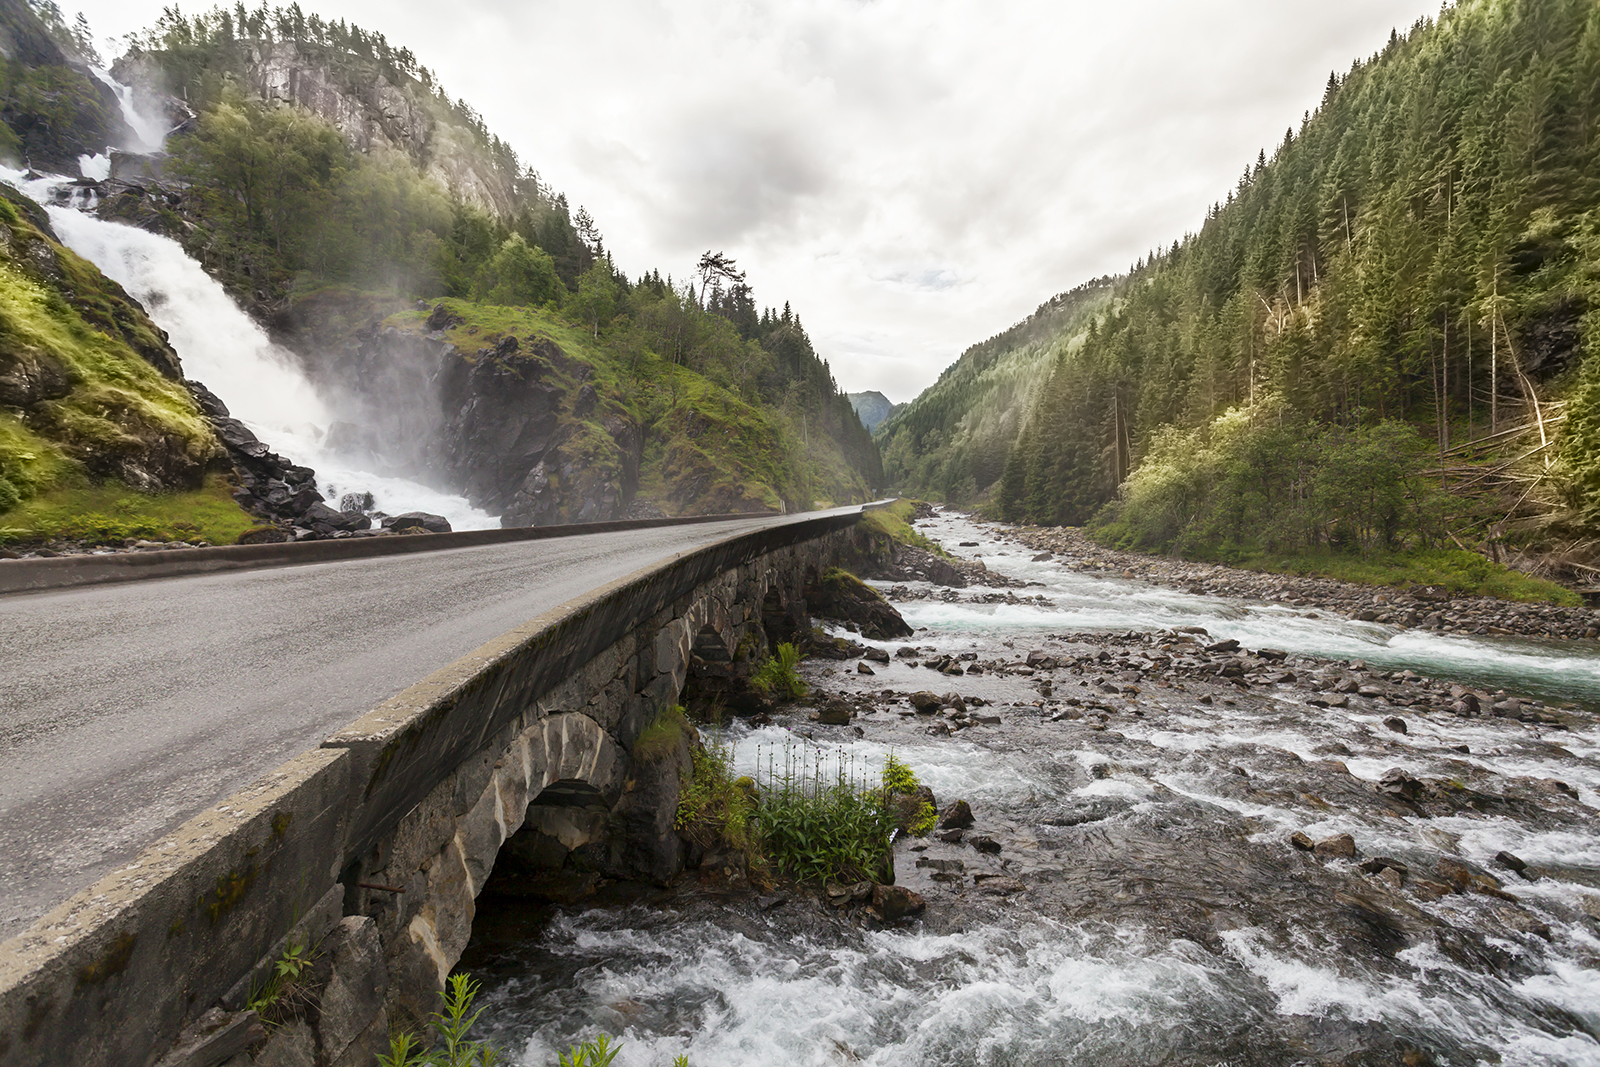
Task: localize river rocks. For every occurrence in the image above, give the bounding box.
[862,647,891,663]
[1289,831,1315,851]
[805,568,915,640]
[937,800,975,830]
[1313,833,1358,859]
[1378,768,1424,801]
[381,511,452,534]
[1494,851,1532,879]
[909,691,943,713]
[870,883,927,921]
[1382,716,1408,733]
[815,700,853,725]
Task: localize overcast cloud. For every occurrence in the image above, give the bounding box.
[75,0,1442,401]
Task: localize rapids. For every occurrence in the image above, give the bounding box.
[463,510,1600,1067]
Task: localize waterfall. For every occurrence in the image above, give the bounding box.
[89,67,171,153]
[0,165,500,531]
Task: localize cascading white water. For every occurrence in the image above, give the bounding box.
[88,67,170,153]
[1,164,499,530]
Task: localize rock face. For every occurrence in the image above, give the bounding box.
[437,331,641,526]
[114,40,515,218]
[805,567,915,640]
[0,0,133,174]
[0,185,224,498]
[847,390,897,433]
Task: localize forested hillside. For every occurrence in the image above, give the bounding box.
[1,1,880,527]
[877,279,1111,504]
[977,0,1600,577]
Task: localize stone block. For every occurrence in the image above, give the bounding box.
[0,749,351,1067]
[317,917,388,1065]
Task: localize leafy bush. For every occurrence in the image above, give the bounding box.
[675,738,757,855]
[754,745,895,885]
[749,642,807,701]
[379,973,500,1067]
[881,754,936,836]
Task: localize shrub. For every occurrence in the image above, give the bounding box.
[749,642,806,701]
[754,745,895,885]
[881,754,935,836]
[675,738,757,855]
[379,973,501,1067]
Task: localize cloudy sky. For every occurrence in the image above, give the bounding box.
[76,0,1441,402]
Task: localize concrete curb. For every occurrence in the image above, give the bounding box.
[0,511,784,596]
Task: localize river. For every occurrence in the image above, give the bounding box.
[464,508,1600,1067]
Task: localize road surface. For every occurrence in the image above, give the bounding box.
[0,509,852,942]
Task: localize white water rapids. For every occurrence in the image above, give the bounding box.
[0,165,498,530]
[464,510,1600,1067]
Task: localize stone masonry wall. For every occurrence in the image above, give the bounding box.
[211,530,846,1067]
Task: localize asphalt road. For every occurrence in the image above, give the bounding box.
[0,510,845,942]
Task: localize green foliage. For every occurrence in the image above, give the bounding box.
[975,1,1600,543]
[1094,399,1448,557]
[860,499,948,557]
[247,940,316,1026]
[556,1034,621,1067]
[379,973,501,1067]
[675,737,757,855]
[1232,546,1580,605]
[475,234,560,308]
[632,705,693,763]
[0,204,223,508]
[681,741,932,886]
[0,475,258,545]
[755,745,895,885]
[749,642,807,701]
[881,754,935,836]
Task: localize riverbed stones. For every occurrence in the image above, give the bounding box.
[909,691,943,713]
[815,700,852,725]
[937,800,975,830]
[1313,833,1358,859]
[870,884,926,921]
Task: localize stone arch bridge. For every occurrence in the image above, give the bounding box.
[0,507,875,1067]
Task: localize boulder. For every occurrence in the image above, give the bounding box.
[871,883,927,921]
[909,691,943,714]
[805,568,915,640]
[316,917,387,1064]
[937,800,975,830]
[381,511,452,534]
[1313,833,1358,859]
[815,701,852,725]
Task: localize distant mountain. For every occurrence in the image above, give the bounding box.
[848,391,897,433]
[876,280,1112,503]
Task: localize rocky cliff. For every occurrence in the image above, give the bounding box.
[0,0,133,174]
[111,39,515,217]
[0,183,224,506]
[277,293,849,526]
